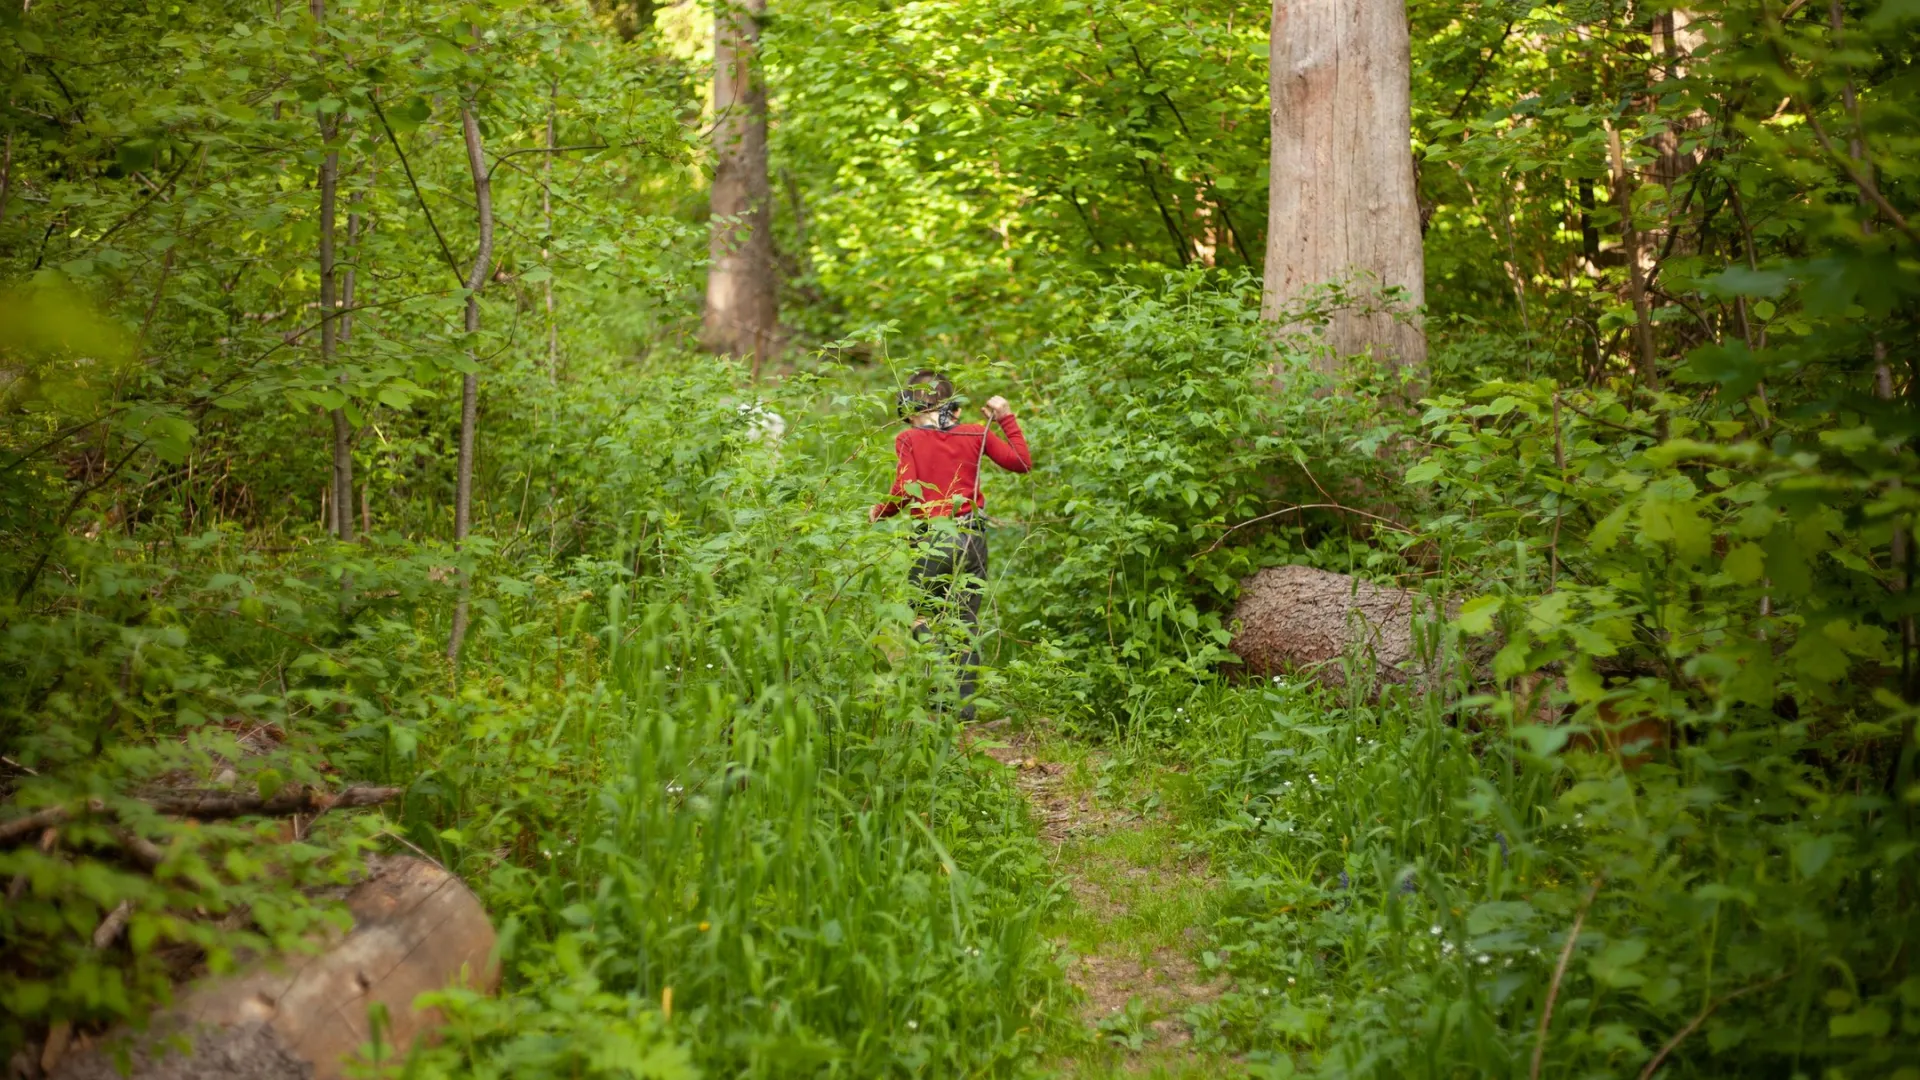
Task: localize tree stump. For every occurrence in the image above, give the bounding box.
[1228,565,1446,692]
[51,856,496,1080]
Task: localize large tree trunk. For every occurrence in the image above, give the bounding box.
[702,0,777,370]
[1261,0,1426,372]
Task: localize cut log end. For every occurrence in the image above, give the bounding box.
[1229,564,1445,692]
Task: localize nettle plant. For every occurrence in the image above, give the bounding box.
[1401,367,1920,1072]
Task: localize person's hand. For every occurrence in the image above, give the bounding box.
[868,503,886,523]
[983,395,1012,421]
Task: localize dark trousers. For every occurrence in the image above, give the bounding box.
[908,519,987,720]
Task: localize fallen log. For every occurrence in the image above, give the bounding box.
[146,784,402,820]
[0,785,402,847]
[50,855,497,1080]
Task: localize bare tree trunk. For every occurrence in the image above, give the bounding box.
[1607,123,1660,392]
[446,101,493,665]
[542,80,559,384]
[702,0,777,372]
[341,159,368,343]
[0,130,13,230]
[1262,0,1426,373]
[312,0,353,543]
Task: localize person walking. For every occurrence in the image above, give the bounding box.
[869,370,1033,720]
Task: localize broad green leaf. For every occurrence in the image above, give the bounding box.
[1829,1006,1891,1038]
[1456,595,1503,635]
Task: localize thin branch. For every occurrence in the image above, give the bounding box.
[484,143,608,183]
[80,154,194,253]
[0,409,129,477]
[15,438,148,603]
[374,828,448,872]
[1135,157,1190,267]
[1801,107,1920,248]
[1559,398,1659,440]
[1197,502,1416,557]
[1635,972,1791,1080]
[367,93,465,286]
[1450,19,1519,120]
[0,804,71,844]
[92,900,133,949]
[110,828,164,871]
[1115,36,1253,266]
[1531,876,1604,1080]
[2,787,400,850]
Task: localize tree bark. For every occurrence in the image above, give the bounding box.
[0,130,13,230]
[542,80,559,383]
[446,101,492,665]
[1608,123,1659,392]
[312,0,352,542]
[1262,0,1426,372]
[702,0,777,371]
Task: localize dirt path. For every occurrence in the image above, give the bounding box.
[969,721,1233,1077]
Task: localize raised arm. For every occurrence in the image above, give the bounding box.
[983,413,1032,473]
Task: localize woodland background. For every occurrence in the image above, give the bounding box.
[0,0,1916,1077]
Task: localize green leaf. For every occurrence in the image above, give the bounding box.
[1829,1006,1891,1038]
[1694,883,1757,906]
[1794,835,1836,878]
[1589,938,1649,988]
[1702,266,1790,299]
[1404,459,1444,484]
[1492,636,1533,680]
[1762,525,1811,597]
[1588,501,1633,551]
[1456,595,1502,635]
[1724,543,1765,584]
[1512,724,1569,757]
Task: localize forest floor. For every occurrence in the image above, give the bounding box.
[969,720,1238,1078]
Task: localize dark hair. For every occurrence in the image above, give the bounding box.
[898,370,954,420]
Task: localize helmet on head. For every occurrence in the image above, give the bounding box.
[898,370,958,429]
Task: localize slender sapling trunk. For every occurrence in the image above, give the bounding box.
[312,0,353,542]
[446,99,493,664]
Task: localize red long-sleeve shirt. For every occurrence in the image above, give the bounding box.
[873,414,1032,520]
